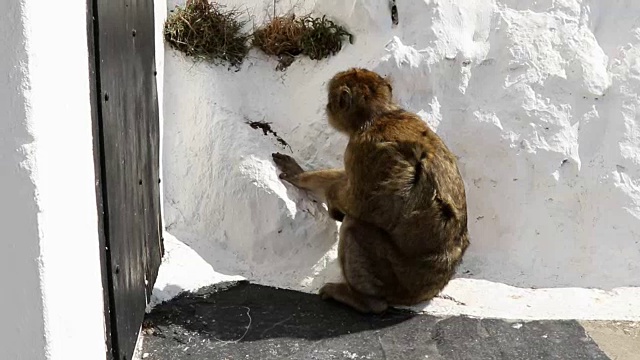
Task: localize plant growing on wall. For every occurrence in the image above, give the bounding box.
[163,0,251,69]
[298,15,353,60]
[252,14,306,69]
[253,14,353,70]
[163,1,353,71]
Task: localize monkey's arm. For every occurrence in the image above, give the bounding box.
[294,170,349,221]
[272,153,348,220]
[293,169,345,193]
[273,153,345,192]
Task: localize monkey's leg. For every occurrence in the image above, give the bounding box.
[319,217,396,314]
[319,282,386,313]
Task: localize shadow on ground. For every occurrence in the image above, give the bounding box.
[142,281,610,359]
[144,281,414,342]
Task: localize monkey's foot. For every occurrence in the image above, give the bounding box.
[272,153,304,181]
[319,282,388,314]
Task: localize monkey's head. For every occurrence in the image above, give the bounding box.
[325,68,396,134]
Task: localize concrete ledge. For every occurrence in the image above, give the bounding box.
[151,234,640,321]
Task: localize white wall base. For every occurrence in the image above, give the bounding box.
[0,0,107,359]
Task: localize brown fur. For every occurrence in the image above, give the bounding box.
[272,67,469,313]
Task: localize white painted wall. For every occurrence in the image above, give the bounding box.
[156,0,640,319]
[0,1,47,358]
[0,0,107,359]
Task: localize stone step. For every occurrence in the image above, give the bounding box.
[140,281,631,359]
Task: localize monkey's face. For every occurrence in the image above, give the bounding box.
[325,68,394,134]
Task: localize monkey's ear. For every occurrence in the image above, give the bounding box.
[337,86,352,110]
[384,77,393,94]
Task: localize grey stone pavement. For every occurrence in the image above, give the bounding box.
[140,281,639,360]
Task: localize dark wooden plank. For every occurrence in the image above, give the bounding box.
[85,0,115,358]
[93,0,163,358]
[136,0,164,296]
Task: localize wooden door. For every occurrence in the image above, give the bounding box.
[86,0,164,358]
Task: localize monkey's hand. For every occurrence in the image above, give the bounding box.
[272,152,305,184]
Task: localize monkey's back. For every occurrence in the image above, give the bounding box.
[344,110,469,269]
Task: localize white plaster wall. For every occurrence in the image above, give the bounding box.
[157,0,640,319]
[0,1,47,358]
[0,0,107,358]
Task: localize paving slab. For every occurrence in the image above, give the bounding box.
[142,281,611,359]
[581,321,640,360]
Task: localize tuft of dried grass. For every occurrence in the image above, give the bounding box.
[252,14,353,70]
[252,14,305,57]
[164,0,250,69]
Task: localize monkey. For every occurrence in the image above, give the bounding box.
[272,67,469,314]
